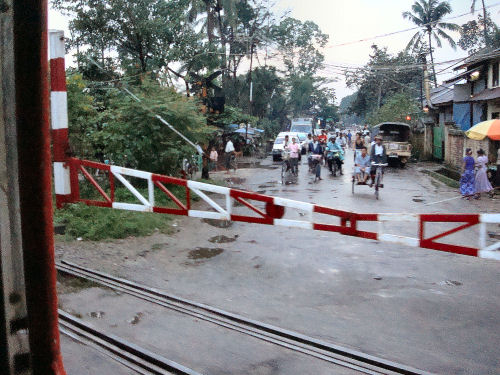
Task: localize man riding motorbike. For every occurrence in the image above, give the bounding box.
[326,137,344,176]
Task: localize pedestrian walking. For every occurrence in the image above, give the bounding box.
[224,138,235,173]
[347,130,352,149]
[209,147,218,171]
[459,148,475,200]
[474,149,494,199]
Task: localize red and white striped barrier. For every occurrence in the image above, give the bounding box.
[63,158,500,260]
[48,29,499,261]
[49,30,71,208]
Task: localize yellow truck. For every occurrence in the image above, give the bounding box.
[372,122,412,168]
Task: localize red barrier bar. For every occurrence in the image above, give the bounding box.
[15,1,66,373]
[78,165,112,203]
[49,57,66,91]
[230,189,275,225]
[419,214,480,257]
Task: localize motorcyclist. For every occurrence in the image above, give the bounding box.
[326,137,344,175]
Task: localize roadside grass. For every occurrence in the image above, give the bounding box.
[53,175,226,241]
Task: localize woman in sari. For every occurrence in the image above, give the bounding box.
[460,148,475,199]
[474,149,494,199]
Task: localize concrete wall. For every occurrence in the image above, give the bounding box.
[488,99,500,119]
[411,124,433,160]
[444,125,464,169]
[463,137,496,163]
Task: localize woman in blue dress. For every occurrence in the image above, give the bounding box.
[460,148,475,199]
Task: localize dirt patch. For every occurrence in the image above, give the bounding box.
[226,177,246,184]
[128,312,144,325]
[188,247,224,260]
[88,311,105,319]
[439,280,462,286]
[209,235,239,243]
[202,218,233,228]
[57,273,100,294]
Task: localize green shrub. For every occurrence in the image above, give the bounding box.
[53,203,174,241]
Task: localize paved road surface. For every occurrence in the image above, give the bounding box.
[58,150,500,374]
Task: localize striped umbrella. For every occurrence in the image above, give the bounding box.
[465,119,500,140]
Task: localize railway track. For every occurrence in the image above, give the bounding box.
[57,260,433,375]
[59,309,201,375]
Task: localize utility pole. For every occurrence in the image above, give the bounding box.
[247,40,255,142]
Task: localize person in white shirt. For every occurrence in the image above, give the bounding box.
[369,135,387,186]
[224,139,235,173]
[364,133,371,151]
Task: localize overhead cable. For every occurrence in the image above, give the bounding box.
[326,1,500,48]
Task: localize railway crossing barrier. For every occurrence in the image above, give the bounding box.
[60,158,500,260]
[49,30,500,261]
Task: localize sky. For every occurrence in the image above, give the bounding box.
[48,0,500,102]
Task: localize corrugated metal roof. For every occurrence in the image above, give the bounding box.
[427,85,454,105]
[453,48,500,70]
[444,68,478,84]
[470,87,500,102]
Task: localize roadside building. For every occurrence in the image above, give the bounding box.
[424,48,500,169]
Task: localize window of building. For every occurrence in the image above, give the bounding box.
[493,62,499,87]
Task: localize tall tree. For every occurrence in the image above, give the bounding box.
[459,11,500,54]
[345,45,421,118]
[271,17,329,76]
[470,0,488,46]
[53,0,201,74]
[403,0,459,86]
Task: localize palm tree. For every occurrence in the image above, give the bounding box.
[403,0,460,86]
[471,0,488,46]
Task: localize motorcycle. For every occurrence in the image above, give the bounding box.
[326,149,342,176]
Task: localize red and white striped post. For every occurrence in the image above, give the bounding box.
[49,30,71,208]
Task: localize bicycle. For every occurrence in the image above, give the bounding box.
[229,153,238,171]
[281,151,298,184]
[351,162,388,199]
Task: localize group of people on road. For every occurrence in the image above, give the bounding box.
[294,127,387,183]
[459,148,494,200]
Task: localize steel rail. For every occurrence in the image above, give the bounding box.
[58,310,201,375]
[57,261,432,375]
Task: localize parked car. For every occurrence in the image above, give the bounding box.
[372,122,412,167]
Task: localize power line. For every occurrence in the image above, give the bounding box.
[326,1,500,48]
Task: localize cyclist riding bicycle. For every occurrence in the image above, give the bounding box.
[369,135,387,186]
[286,137,300,175]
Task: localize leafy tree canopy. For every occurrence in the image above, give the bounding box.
[458,12,500,54]
[366,92,421,126]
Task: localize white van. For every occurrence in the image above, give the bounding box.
[290,118,314,135]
